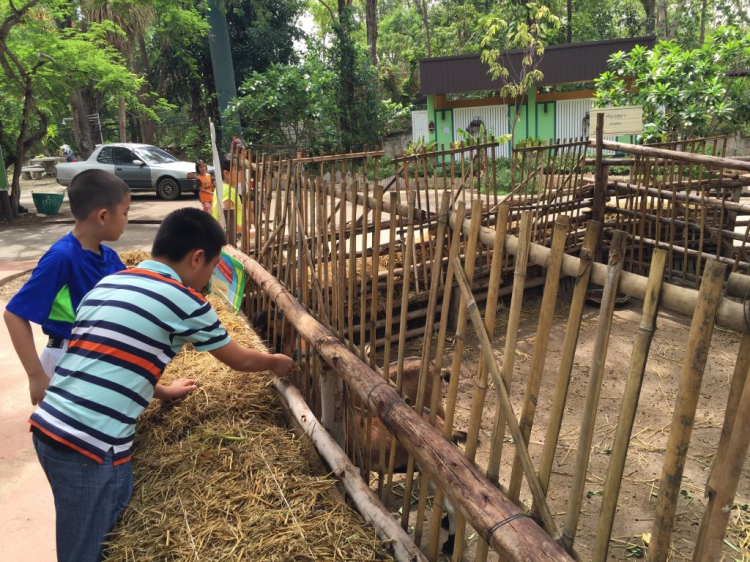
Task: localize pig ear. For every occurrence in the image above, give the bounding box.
[441,369,451,383]
[363,344,371,358]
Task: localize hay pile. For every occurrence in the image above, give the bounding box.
[120,249,152,268]
[104,294,392,561]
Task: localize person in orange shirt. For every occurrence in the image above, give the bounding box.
[195,160,215,212]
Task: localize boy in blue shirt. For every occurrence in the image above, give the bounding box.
[28,208,296,562]
[4,169,130,405]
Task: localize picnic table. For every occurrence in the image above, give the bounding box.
[29,157,66,176]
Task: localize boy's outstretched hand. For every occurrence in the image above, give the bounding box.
[154,378,198,401]
[271,354,297,376]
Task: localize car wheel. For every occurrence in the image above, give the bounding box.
[157,177,180,200]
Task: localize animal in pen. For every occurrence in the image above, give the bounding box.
[354,356,465,555]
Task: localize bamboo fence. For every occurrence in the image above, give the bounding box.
[216,136,750,562]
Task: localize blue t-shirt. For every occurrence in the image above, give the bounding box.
[6,232,125,339]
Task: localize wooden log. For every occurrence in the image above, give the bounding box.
[647,259,727,562]
[226,246,572,562]
[448,214,750,334]
[592,250,667,561]
[621,231,749,271]
[535,221,601,510]
[508,215,570,502]
[274,377,427,562]
[600,140,750,172]
[562,230,628,553]
[609,179,750,213]
[692,331,750,561]
[727,272,750,299]
[607,204,750,244]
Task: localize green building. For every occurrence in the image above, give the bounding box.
[411,37,656,155]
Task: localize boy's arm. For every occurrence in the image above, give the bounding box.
[4,310,49,405]
[209,341,297,376]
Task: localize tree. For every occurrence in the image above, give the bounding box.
[0,0,137,215]
[594,27,750,142]
[480,2,561,141]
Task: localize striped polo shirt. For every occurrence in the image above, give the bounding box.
[29,260,231,465]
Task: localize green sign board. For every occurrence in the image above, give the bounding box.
[0,146,8,191]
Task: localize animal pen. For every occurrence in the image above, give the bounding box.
[218,128,750,561]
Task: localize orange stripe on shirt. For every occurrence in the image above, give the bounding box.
[69,339,162,378]
[29,420,104,463]
[120,268,206,301]
[114,456,132,466]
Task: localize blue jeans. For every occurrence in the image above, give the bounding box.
[33,435,133,562]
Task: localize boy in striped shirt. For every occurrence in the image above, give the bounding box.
[28,208,296,562]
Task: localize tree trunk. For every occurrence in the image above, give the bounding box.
[699,0,708,43]
[420,0,431,57]
[567,0,572,43]
[119,97,127,142]
[69,89,96,160]
[136,34,157,146]
[366,0,378,65]
[656,0,669,39]
[642,0,655,35]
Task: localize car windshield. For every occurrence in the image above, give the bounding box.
[133,146,179,164]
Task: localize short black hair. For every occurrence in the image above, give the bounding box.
[152,208,227,262]
[68,170,130,220]
[220,159,231,173]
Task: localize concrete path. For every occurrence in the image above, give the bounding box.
[0,178,199,560]
[0,298,56,562]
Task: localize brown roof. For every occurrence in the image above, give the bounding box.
[420,36,657,95]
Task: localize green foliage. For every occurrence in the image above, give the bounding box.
[330,6,383,151]
[594,27,750,141]
[0,0,139,163]
[230,51,339,152]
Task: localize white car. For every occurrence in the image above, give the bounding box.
[55,143,213,200]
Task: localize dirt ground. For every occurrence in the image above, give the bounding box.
[386,284,749,561]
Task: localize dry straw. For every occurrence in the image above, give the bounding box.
[105,253,391,561]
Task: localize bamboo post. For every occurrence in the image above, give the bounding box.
[484,212,533,481]
[692,334,750,561]
[426,201,466,560]
[395,191,418,530]
[535,221,601,504]
[508,214,570,502]
[380,192,400,501]
[451,255,561,542]
[450,204,510,557]
[338,179,347,341]
[359,179,370,356]
[369,186,384,364]
[592,250,668,561]
[348,180,357,350]
[694,333,750,558]
[593,113,605,260]
[413,192,453,546]
[474,211,534,562]
[647,259,727,562]
[561,230,628,553]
